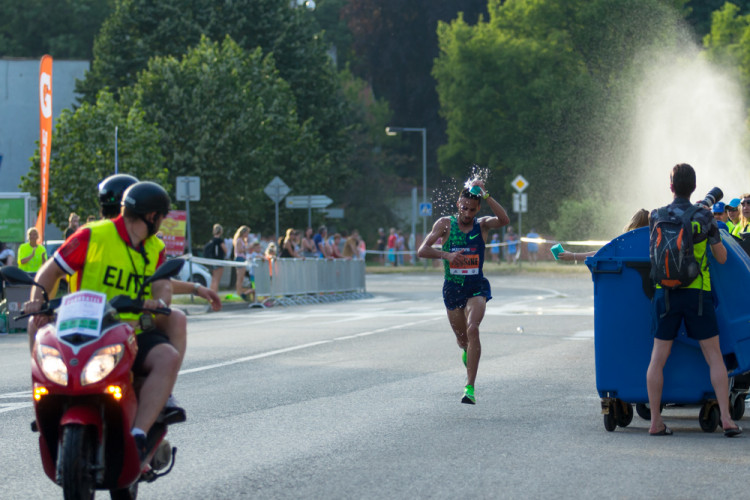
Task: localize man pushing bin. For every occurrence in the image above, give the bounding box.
[646,163,742,437]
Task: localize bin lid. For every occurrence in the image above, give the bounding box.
[585,226,649,269]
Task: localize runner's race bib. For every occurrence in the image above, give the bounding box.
[448,247,479,275]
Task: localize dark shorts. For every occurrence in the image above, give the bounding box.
[443,278,492,310]
[651,288,718,341]
[133,329,171,376]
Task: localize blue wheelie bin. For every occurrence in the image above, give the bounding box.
[586,226,750,432]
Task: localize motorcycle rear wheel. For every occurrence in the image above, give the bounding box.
[60,424,96,500]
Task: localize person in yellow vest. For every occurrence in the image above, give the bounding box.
[24,181,184,462]
[98,174,219,416]
[725,198,740,233]
[730,194,750,237]
[17,227,47,273]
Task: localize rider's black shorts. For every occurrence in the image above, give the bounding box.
[133,329,171,376]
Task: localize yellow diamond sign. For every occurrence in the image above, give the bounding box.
[511,175,528,193]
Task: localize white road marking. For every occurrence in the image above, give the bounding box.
[0,402,33,414]
[180,318,442,375]
[564,330,595,341]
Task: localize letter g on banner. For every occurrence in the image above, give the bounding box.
[39,71,52,119]
[37,54,53,241]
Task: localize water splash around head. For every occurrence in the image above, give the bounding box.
[433,164,494,216]
[463,164,491,191]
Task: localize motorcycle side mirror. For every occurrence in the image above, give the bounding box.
[0,266,49,302]
[136,259,184,299]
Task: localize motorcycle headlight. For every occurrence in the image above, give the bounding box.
[81,344,125,386]
[37,345,68,386]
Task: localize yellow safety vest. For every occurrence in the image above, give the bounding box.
[18,243,46,272]
[731,221,749,238]
[71,219,164,323]
[685,227,710,291]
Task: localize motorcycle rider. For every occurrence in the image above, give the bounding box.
[98,174,222,340]
[25,181,183,461]
[98,174,222,414]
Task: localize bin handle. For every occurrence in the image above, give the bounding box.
[591,261,622,274]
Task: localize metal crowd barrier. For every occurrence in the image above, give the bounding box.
[186,255,369,306]
[254,258,368,306]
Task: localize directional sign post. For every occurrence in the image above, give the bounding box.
[510,175,529,237]
[176,177,201,288]
[286,195,333,228]
[264,176,291,241]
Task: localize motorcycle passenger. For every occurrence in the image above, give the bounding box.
[25,181,184,461]
[99,173,139,219]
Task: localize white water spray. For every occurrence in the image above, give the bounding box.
[620,47,750,212]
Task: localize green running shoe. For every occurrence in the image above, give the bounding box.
[461,349,467,368]
[461,384,476,405]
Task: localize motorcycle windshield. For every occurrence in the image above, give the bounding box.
[55,291,108,341]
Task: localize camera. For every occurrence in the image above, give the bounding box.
[697,186,723,208]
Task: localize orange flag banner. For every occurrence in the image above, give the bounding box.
[36,55,53,241]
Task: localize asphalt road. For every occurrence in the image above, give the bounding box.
[1,271,749,499]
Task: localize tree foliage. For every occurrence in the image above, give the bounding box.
[434,0,685,231]
[20,91,168,230]
[339,0,487,181]
[704,2,750,93]
[685,0,750,40]
[77,0,349,165]
[122,36,332,240]
[0,0,114,59]
[329,67,402,241]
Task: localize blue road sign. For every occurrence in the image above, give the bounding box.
[419,202,432,216]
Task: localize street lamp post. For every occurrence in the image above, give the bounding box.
[385,126,427,240]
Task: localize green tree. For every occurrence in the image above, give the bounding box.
[340,0,488,182]
[685,0,750,40]
[329,67,403,242]
[20,91,167,230]
[433,0,685,231]
[77,0,349,168]
[123,36,332,239]
[0,0,114,59]
[704,2,750,91]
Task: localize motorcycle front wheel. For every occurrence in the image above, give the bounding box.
[110,482,138,500]
[60,424,96,500]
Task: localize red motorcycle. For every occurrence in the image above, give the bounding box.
[1,259,185,500]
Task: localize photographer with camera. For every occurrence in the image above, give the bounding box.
[646,164,741,437]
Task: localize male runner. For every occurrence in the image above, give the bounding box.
[418,179,510,403]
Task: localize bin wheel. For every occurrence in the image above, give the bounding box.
[615,401,634,427]
[731,395,746,421]
[635,403,651,420]
[635,403,663,421]
[699,402,720,432]
[603,411,617,432]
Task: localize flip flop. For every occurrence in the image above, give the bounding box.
[649,425,673,436]
[724,426,743,438]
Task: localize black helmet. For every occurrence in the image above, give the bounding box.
[98,174,138,217]
[122,181,171,217]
